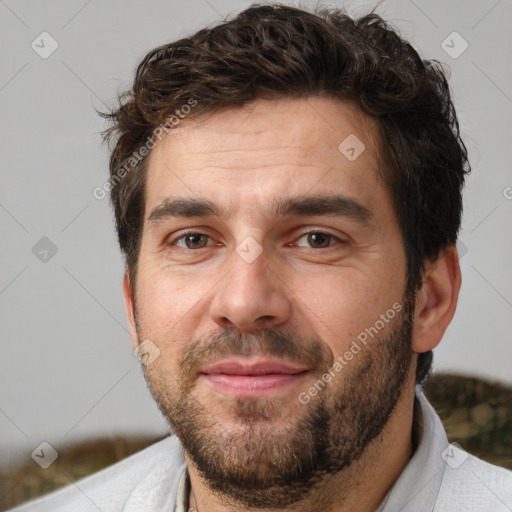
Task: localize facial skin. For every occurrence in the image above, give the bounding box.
[123,97,461,512]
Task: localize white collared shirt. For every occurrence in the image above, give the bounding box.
[8,392,512,511]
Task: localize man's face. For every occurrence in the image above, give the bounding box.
[128,98,416,507]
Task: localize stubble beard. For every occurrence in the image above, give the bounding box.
[139,294,415,509]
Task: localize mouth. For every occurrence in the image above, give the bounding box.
[199,357,310,397]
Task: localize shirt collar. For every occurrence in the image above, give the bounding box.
[376,390,448,511]
[174,466,190,512]
[122,441,187,512]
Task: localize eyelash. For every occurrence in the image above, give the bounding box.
[169,229,346,250]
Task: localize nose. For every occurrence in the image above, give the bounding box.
[209,248,292,333]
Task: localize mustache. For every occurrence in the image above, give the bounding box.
[178,328,334,389]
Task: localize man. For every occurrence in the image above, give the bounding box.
[10,4,512,511]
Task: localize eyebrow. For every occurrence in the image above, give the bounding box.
[147,194,375,227]
[148,199,221,223]
[274,194,374,225]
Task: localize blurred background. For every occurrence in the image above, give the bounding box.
[1,0,511,508]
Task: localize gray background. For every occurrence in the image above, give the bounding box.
[1,0,511,470]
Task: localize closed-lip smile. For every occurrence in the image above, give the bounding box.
[199,357,309,396]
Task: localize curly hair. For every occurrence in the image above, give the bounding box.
[101,3,470,385]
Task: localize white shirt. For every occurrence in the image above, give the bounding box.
[8,392,512,511]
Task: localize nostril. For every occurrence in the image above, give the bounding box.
[253,315,276,329]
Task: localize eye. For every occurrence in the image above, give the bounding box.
[173,232,213,249]
[295,232,342,249]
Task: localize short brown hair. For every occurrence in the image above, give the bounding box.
[101,3,470,385]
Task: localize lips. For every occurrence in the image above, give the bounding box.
[202,358,309,376]
[199,357,309,396]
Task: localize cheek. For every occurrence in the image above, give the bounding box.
[289,270,391,357]
[135,270,209,355]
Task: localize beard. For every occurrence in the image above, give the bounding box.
[137,292,415,509]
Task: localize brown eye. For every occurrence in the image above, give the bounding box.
[305,232,334,248]
[175,233,210,249]
[185,234,208,249]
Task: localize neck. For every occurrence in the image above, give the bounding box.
[188,386,418,512]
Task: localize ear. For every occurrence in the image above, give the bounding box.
[123,272,139,351]
[411,244,462,354]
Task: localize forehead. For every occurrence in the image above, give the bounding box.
[144,97,387,219]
